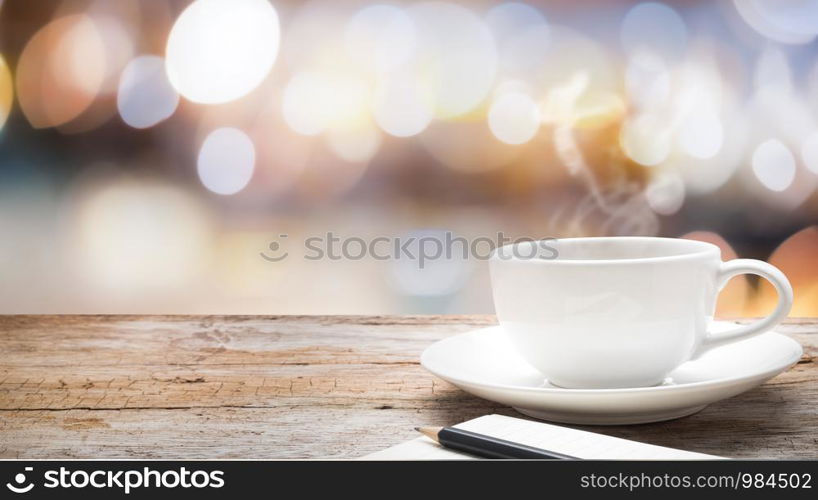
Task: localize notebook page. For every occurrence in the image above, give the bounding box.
[363,436,475,459]
[362,414,720,459]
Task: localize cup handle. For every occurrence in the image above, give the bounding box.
[696,259,793,357]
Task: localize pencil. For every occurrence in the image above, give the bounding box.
[416,426,577,460]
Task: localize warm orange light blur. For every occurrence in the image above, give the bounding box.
[757,226,818,317]
[16,15,106,128]
[681,231,750,318]
[0,54,13,130]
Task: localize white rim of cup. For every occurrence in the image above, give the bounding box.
[490,236,721,265]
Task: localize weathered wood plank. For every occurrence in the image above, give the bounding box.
[0,316,815,459]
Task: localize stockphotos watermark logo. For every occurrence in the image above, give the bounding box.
[260,231,559,268]
[5,466,224,495]
[6,467,34,493]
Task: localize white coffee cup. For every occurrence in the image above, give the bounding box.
[489,237,793,389]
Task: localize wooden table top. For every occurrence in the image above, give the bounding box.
[0,315,815,459]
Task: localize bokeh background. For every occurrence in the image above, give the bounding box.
[0,0,816,315]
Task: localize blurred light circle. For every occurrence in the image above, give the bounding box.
[619,114,671,166]
[754,47,792,91]
[646,172,685,215]
[488,92,540,145]
[621,2,687,60]
[76,181,209,290]
[282,71,370,136]
[166,0,279,104]
[501,25,551,78]
[327,125,381,163]
[625,50,671,109]
[750,81,815,150]
[671,111,748,195]
[16,15,106,128]
[52,12,138,134]
[678,110,724,159]
[807,57,818,118]
[50,1,139,96]
[486,3,550,78]
[752,139,796,191]
[60,19,108,96]
[800,131,818,174]
[322,74,370,126]
[408,2,497,118]
[283,1,347,70]
[345,4,416,72]
[197,127,256,195]
[534,26,617,94]
[486,2,546,39]
[673,59,726,125]
[89,14,137,95]
[373,68,434,137]
[117,55,179,129]
[734,0,818,45]
[282,71,334,135]
[0,54,12,131]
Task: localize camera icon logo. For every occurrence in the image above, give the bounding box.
[6,467,34,494]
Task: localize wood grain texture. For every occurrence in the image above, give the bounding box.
[0,315,815,459]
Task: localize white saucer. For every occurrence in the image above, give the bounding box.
[421,323,802,425]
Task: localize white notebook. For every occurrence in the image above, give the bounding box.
[363,414,719,460]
